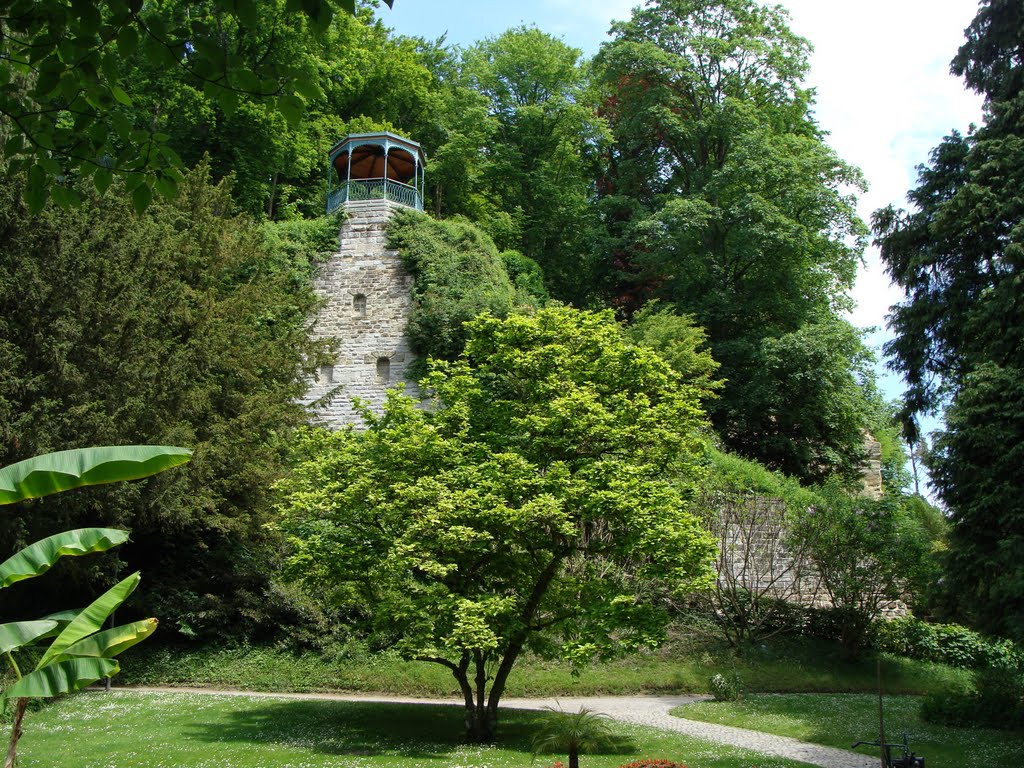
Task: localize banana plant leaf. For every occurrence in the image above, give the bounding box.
[5,657,119,699]
[35,573,140,671]
[0,528,130,590]
[0,621,58,654]
[58,618,157,661]
[0,445,191,506]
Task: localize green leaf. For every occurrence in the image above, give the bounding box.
[116,26,138,58]
[36,573,141,670]
[131,182,152,214]
[50,186,81,209]
[0,446,191,506]
[58,618,157,660]
[278,94,305,128]
[217,87,239,117]
[154,175,178,199]
[93,167,113,195]
[292,75,324,103]
[25,163,49,213]
[0,529,129,590]
[234,0,259,27]
[110,86,132,106]
[0,621,58,654]
[5,657,118,699]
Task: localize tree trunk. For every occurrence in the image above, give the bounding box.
[5,697,28,768]
[569,748,580,768]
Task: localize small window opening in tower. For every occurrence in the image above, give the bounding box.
[319,365,334,384]
[353,293,367,316]
[376,357,391,384]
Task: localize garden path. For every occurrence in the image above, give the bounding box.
[127,687,876,768]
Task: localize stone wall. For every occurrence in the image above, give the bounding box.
[301,199,418,428]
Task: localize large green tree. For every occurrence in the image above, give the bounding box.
[450,27,607,304]
[277,307,715,742]
[874,0,1024,641]
[594,0,872,481]
[0,166,331,637]
[0,0,393,211]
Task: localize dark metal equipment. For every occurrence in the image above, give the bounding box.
[851,735,925,768]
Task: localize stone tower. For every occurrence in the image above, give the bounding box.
[301,132,426,428]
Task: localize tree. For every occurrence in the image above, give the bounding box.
[0,166,331,638]
[693,450,821,649]
[623,302,723,404]
[453,27,608,304]
[873,0,1023,641]
[929,364,1024,641]
[117,3,431,219]
[0,445,191,767]
[277,307,716,741]
[796,488,933,658]
[0,0,393,211]
[594,0,870,481]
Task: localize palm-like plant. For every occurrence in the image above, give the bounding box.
[0,445,191,768]
[531,706,617,768]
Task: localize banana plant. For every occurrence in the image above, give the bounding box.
[0,446,190,768]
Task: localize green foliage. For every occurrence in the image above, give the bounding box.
[708,671,743,702]
[719,317,877,484]
[531,707,622,768]
[0,446,188,764]
[794,489,935,657]
[922,666,1024,730]
[594,0,872,482]
[929,363,1024,641]
[874,1,1024,643]
[387,209,518,363]
[873,617,1023,670]
[624,303,722,403]
[0,165,330,640]
[277,307,716,741]
[437,26,608,304]
[0,0,389,212]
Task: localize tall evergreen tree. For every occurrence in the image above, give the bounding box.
[874,0,1024,640]
[0,166,331,638]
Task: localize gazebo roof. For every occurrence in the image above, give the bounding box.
[328,132,426,165]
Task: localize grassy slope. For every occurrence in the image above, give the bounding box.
[673,694,1024,768]
[117,637,971,698]
[19,691,810,768]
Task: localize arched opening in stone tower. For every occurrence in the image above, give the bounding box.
[353,293,367,317]
[376,356,391,384]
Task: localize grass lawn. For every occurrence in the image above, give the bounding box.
[672,694,1024,768]
[17,690,811,768]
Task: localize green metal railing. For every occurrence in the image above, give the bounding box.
[327,178,423,213]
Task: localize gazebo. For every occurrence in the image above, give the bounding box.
[326,132,425,213]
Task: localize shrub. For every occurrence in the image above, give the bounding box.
[874,616,1023,669]
[708,671,742,702]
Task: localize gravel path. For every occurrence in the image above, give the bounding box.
[125,687,876,768]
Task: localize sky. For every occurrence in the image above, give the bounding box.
[376,0,985,413]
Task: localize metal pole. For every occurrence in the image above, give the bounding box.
[345,144,353,204]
